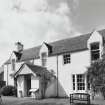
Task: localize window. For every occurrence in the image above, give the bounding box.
[63,53,71,64]
[87,75,90,90]
[72,75,75,90]
[72,74,86,91]
[90,42,100,61]
[11,59,15,71]
[77,74,85,90]
[41,52,47,67]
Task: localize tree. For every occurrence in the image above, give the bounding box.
[87,58,105,99]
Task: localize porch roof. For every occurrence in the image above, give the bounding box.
[14,63,53,79]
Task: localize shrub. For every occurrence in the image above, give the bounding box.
[101,86,105,99]
[0,85,17,96]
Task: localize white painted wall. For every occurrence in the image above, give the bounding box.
[3,64,14,86]
[4,65,8,85]
[39,43,48,57]
[47,56,57,76]
[34,59,41,66]
[3,30,104,98]
[31,75,39,89]
[17,76,24,97]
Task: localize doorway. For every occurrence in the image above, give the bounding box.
[24,75,31,97]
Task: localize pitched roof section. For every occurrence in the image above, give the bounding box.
[4,33,92,64]
[50,33,91,55]
[20,33,91,60]
[20,46,41,61]
[14,63,53,79]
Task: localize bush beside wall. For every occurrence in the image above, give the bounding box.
[0,85,17,96]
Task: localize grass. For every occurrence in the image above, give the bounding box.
[1,96,70,105]
[1,96,105,105]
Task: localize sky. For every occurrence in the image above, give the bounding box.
[0,0,105,66]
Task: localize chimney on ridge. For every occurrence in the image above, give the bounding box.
[15,42,24,52]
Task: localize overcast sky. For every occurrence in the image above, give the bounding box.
[0,0,105,66]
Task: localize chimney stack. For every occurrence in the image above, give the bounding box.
[15,42,24,52]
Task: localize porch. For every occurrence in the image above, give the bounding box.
[14,63,53,98]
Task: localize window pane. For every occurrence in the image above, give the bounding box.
[90,42,100,61]
[72,75,75,90]
[63,53,71,64]
[77,74,85,90]
[91,43,99,50]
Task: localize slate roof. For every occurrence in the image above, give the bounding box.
[20,46,41,61]
[14,63,53,79]
[4,33,91,64]
[4,29,105,65]
[20,33,91,61]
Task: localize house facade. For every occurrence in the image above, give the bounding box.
[2,29,105,98]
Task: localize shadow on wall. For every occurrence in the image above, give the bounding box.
[45,78,68,98]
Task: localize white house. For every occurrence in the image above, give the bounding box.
[2,29,105,98]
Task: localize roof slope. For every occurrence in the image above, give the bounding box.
[5,29,105,64]
[14,63,53,79]
[20,33,91,61]
[4,33,91,64]
[20,46,41,61]
[50,33,91,55]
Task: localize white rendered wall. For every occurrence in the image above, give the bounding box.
[17,76,24,97]
[31,75,39,89]
[4,65,8,85]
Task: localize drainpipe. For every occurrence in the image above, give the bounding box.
[56,54,59,97]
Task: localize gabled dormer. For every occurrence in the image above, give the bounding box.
[39,42,52,67]
[87,30,103,61]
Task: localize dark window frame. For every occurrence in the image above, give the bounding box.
[72,74,75,90]
[77,74,85,90]
[90,42,100,61]
[63,53,71,64]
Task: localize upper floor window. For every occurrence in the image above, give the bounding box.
[11,59,15,71]
[90,42,100,61]
[41,52,47,67]
[63,53,71,64]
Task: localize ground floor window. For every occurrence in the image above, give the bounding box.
[77,74,85,90]
[72,74,85,91]
[72,75,75,90]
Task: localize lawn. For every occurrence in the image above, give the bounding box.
[1,96,70,105]
[1,96,105,105]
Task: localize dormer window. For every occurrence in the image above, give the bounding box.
[90,42,100,61]
[11,59,15,71]
[63,53,71,64]
[41,52,47,67]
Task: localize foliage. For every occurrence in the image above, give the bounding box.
[0,81,6,89]
[0,85,17,96]
[87,58,105,98]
